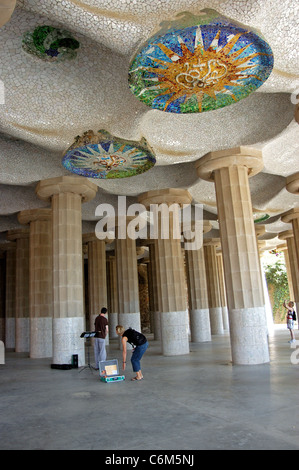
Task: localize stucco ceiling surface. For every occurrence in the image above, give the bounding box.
[0,0,298,250]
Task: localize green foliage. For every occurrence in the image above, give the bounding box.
[264,259,289,321]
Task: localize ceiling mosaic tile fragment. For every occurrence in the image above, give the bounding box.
[253,212,270,223]
[62,130,156,179]
[128,9,274,113]
[22,25,80,62]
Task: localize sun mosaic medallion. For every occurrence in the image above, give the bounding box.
[62,130,156,179]
[128,10,274,113]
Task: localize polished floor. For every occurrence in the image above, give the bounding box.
[1,325,298,451]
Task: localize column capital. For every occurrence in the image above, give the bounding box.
[0,241,16,251]
[35,176,98,203]
[286,173,299,195]
[255,225,266,238]
[17,208,52,226]
[203,238,221,247]
[138,188,192,208]
[196,146,263,182]
[281,207,299,224]
[6,228,30,241]
[278,230,294,241]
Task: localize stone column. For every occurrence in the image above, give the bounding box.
[36,176,97,367]
[0,251,5,342]
[138,189,191,356]
[203,239,224,335]
[197,147,269,365]
[83,233,109,345]
[278,230,299,315]
[18,209,53,358]
[115,217,141,344]
[216,251,229,331]
[281,208,299,272]
[1,242,16,349]
[147,241,161,340]
[185,221,212,342]
[7,229,30,353]
[278,244,295,300]
[106,255,118,339]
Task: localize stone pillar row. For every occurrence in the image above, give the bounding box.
[3,160,297,366]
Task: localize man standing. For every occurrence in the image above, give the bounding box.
[94,307,109,369]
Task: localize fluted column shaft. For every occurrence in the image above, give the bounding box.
[18,209,53,358]
[84,234,108,344]
[204,241,224,335]
[115,221,140,349]
[7,229,30,353]
[279,231,299,315]
[3,243,16,349]
[139,189,192,356]
[107,256,118,339]
[185,243,211,342]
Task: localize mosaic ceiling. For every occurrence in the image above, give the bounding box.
[0,0,298,250]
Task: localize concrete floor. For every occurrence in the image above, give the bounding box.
[1,325,299,451]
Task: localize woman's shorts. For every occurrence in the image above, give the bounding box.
[287,320,294,330]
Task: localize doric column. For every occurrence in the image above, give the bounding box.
[115,217,141,342]
[7,229,30,353]
[203,239,224,335]
[185,221,212,342]
[281,208,299,272]
[0,251,5,342]
[278,244,295,300]
[216,251,229,331]
[83,233,109,345]
[36,176,97,366]
[106,255,118,339]
[278,230,299,315]
[147,241,161,339]
[197,147,269,365]
[0,242,16,349]
[18,209,53,358]
[138,189,192,356]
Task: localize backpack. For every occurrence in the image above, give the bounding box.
[293,310,297,321]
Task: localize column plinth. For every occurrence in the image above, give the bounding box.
[36,176,97,367]
[197,148,269,365]
[0,242,16,349]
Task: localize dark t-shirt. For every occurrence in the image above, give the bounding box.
[123,328,146,347]
[94,315,108,338]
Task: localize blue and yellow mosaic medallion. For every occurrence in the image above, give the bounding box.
[62,130,156,179]
[22,25,80,62]
[129,10,273,113]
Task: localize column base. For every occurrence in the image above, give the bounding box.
[5,317,15,349]
[161,311,189,356]
[30,317,52,358]
[16,317,29,353]
[209,307,224,335]
[153,311,161,340]
[229,307,270,365]
[108,312,118,339]
[190,309,211,342]
[53,317,85,367]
